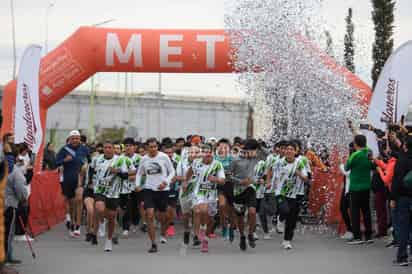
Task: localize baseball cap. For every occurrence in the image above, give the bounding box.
[68,130,81,138]
[207,137,217,143]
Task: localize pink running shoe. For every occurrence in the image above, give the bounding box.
[201,239,209,253]
[199,230,206,241]
[208,233,216,239]
[166,225,176,237]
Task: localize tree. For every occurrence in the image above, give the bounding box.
[344,8,355,73]
[371,0,396,89]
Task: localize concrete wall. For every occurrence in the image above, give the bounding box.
[39,90,248,145]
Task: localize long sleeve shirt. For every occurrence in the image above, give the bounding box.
[345,148,374,192]
[135,152,175,191]
[374,158,397,190]
[5,165,28,209]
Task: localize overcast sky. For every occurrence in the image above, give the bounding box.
[0,0,411,98]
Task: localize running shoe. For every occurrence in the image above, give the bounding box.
[199,230,206,241]
[104,239,113,252]
[392,259,409,267]
[140,223,148,233]
[340,232,354,240]
[347,238,365,245]
[248,234,256,248]
[201,239,209,253]
[253,232,259,241]
[5,259,22,266]
[282,240,292,250]
[148,244,158,253]
[160,236,168,244]
[240,236,247,251]
[85,233,92,242]
[263,233,272,240]
[183,231,190,245]
[91,234,98,245]
[208,233,217,239]
[122,230,129,238]
[73,228,81,238]
[112,236,119,245]
[65,220,71,231]
[166,225,176,237]
[229,227,235,243]
[192,236,201,248]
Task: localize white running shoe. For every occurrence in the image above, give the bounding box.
[122,230,129,238]
[263,233,272,240]
[98,221,106,238]
[277,216,285,234]
[104,239,113,252]
[253,232,259,240]
[14,235,34,242]
[73,229,81,238]
[282,240,292,250]
[160,236,167,244]
[340,231,353,240]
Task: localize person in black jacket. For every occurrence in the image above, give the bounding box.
[391,135,412,266]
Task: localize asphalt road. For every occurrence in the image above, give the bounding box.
[11,224,410,274]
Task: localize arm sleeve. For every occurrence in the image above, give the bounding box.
[55,147,66,167]
[217,163,225,180]
[391,159,403,200]
[135,159,145,188]
[374,159,387,169]
[164,156,175,185]
[14,173,28,202]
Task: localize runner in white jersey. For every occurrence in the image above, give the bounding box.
[135,138,175,253]
[83,150,102,245]
[111,138,138,238]
[267,142,308,250]
[185,144,225,253]
[176,145,201,246]
[92,141,119,252]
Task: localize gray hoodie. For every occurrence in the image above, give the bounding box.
[229,156,260,195]
[5,165,28,209]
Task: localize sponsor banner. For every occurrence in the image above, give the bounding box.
[14,45,43,153]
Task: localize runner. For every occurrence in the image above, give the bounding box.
[185,144,225,252]
[92,141,119,252]
[112,138,137,238]
[229,139,260,251]
[214,138,234,241]
[162,143,179,237]
[135,138,175,253]
[177,145,201,246]
[55,130,89,238]
[268,141,309,250]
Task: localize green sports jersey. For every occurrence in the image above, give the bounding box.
[193,159,225,200]
[93,155,119,198]
[254,160,267,199]
[273,157,306,199]
[112,154,136,194]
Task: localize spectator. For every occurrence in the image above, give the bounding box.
[43,142,57,170]
[391,135,412,266]
[4,156,28,265]
[344,134,374,245]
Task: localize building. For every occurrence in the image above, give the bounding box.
[0,86,249,146]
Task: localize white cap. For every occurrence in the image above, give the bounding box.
[207,137,217,143]
[68,130,81,138]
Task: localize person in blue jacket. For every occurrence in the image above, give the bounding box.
[56,130,89,238]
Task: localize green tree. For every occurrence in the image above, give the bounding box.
[344,8,355,73]
[371,0,396,89]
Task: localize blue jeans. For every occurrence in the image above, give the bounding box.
[396,196,412,262]
[391,206,400,243]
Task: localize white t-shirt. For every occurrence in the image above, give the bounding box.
[135,152,175,191]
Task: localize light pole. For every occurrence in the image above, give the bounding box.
[89,19,116,141]
[10,0,17,79]
[44,3,54,54]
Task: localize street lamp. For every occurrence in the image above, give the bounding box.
[10,0,17,79]
[44,3,54,54]
[89,18,116,141]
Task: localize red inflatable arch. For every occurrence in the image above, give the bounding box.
[1,27,372,234]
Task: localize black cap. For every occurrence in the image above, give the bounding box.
[243,139,259,150]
